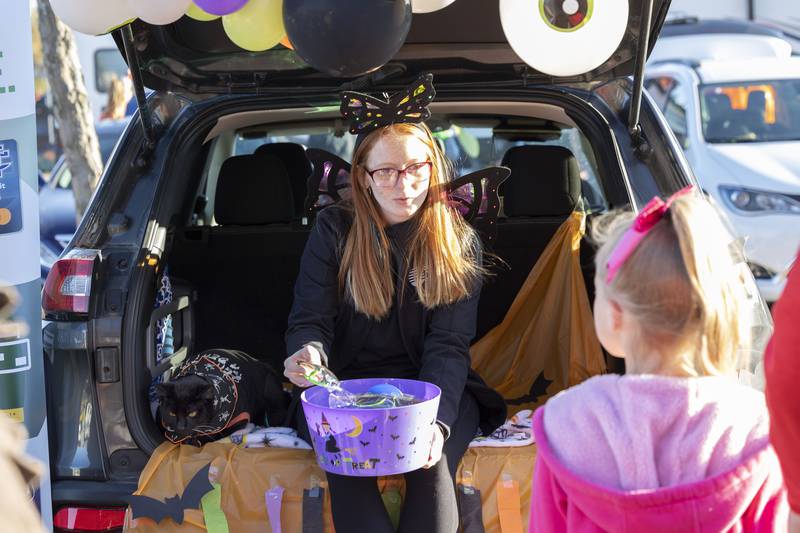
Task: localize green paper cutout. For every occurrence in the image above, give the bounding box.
[381,488,403,530]
[201,483,230,533]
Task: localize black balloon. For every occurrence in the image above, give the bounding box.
[283,0,413,77]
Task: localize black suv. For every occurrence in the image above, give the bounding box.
[42,0,697,528]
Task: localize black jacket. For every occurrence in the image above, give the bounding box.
[286,205,506,436]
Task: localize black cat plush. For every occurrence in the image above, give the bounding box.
[155,349,289,445]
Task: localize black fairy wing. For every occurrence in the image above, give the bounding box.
[304,149,353,220]
[445,166,511,246]
[340,92,392,135]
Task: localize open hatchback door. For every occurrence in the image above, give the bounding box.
[114,0,672,94]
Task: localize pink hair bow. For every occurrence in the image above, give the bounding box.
[605,186,695,283]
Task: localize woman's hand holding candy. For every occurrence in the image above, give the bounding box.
[284,343,325,388]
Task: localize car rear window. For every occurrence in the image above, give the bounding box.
[193,117,606,226]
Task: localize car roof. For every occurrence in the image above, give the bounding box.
[661,17,787,38]
[694,56,800,84]
[649,34,793,64]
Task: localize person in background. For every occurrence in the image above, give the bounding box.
[0,286,44,532]
[99,77,128,122]
[765,253,800,533]
[529,190,788,532]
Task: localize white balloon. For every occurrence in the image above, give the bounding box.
[51,0,136,35]
[130,0,193,25]
[412,0,456,14]
[500,0,629,77]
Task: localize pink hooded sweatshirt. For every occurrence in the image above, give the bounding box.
[530,374,788,532]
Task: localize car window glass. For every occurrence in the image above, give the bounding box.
[699,79,800,143]
[194,119,607,225]
[662,80,690,147]
[645,77,673,109]
[95,49,129,93]
[57,166,72,190]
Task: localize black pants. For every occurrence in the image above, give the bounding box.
[295,391,480,533]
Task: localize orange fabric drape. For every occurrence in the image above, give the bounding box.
[471,211,606,413]
[124,442,536,532]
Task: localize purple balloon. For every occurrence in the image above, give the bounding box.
[302,378,441,477]
[193,0,248,16]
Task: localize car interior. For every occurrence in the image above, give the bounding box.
[128,101,616,528]
[159,104,608,379]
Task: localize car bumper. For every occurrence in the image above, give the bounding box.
[726,212,799,302]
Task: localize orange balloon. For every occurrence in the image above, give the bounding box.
[280,35,294,49]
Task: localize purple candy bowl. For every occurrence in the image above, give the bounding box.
[301,378,441,477]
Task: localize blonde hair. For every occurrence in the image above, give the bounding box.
[339,123,483,320]
[592,193,751,376]
[104,78,127,120]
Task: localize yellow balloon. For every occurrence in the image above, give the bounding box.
[186,2,219,21]
[223,0,284,52]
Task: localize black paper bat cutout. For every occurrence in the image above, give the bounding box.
[409,437,417,445]
[388,415,398,421]
[359,440,370,447]
[125,463,214,525]
[367,425,378,433]
[340,73,435,135]
[391,434,400,440]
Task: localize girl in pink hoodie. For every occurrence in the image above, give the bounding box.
[530,190,788,532]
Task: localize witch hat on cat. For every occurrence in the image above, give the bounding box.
[162,352,250,444]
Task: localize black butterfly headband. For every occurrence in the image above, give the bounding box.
[340,73,436,136]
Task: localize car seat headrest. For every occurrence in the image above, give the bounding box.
[215,154,295,225]
[500,145,581,217]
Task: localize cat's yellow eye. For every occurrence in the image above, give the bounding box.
[188,411,198,418]
[169,411,176,417]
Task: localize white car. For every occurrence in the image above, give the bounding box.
[646,36,800,302]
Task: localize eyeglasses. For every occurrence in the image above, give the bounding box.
[364,161,432,188]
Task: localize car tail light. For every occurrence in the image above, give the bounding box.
[42,249,100,316]
[53,507,126,532]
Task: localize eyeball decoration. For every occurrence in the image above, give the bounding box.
[500,0,629,77]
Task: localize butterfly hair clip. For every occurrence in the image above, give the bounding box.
[340,73,436,135]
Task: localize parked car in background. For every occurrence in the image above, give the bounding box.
[39,119,129,278]
[647,27,800,302]
[72,32,131,120]
[659,17,800,55]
